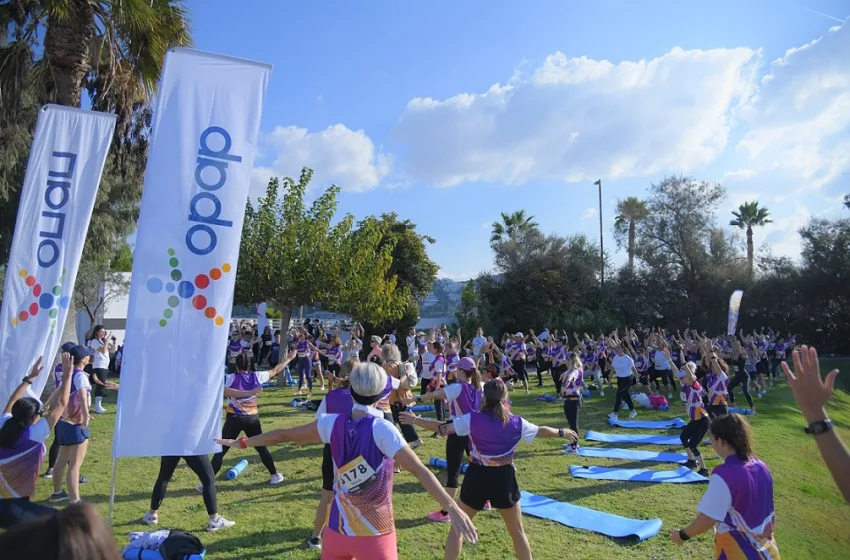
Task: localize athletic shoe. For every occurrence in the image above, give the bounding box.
[393,466,402,474]
[142,511,158,526]
[49,491,69,503]
[683,460,697,469]
[431,433,442,439]
[196,484,205,494]
[607,412,618,420]
[305,537,322,550]
[410,439,423,451]
[599,390,605,396]
[536,383,544,388]
[79,476,89,484]
[749,408,757,415]
[697,468,710,477]
[667,393,673,399]
[628,410,638,419]
[562,447,579,455]
[42,468,53,479]
[270,473,285,485]
[757,392,762,399]
[93,405,107,414]
[483,501,492,511]
[426,511,450,523]
[769,380,774,387]
[206,515,236,532]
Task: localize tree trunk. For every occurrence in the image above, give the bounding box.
[277,304,293,336]
[44,1,94,107]
[746,226,754,278]
[628,220,636,271]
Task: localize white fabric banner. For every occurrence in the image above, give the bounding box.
[113,48,271,457]
[0,105,115,405]
[256,302,269,335]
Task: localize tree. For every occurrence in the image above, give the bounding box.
[236,169,408,331]
[109,240,133,272]
[489,210,538,245]
[455,280,480,336]
[730,201,772,278]
[613,196,649,271]
[843,194,849,211]
[73,258,130,326]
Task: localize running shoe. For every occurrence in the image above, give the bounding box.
[79,476,89,484]
[270,473,285,485]
[196,484,205,494]
[142,511,158,526]
[628,409,638,419]
[607,412,618,420]
[667,393,673,399]
[49,490,69,503]
[206,515,236,532]
[599,390,605,396]
[769,380,774,387]
[683,460,697,469]
[305,536,322,550]
[93,405,107,414]
[42,468,53,479]
[697,468,710,478]
[483,501,492,511]
[757,392,763,399]
[426,511,450,523]
[562,446,579,455]
[410,439,423,451]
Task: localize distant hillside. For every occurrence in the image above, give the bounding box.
[420,278,468,317]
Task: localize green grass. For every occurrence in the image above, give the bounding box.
[33,362,850,559]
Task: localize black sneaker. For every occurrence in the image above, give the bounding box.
[305,537,322,550]
[79,476,89,484]
[49,490,69,503]
[42,468,53,479]
[683,460,697,469]
[697,468,710,477]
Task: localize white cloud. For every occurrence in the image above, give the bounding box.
[394,46,759,187]
[723,169,757,181]
[754,204,813,260]
[582,208,597,220]
[251,124,391,197]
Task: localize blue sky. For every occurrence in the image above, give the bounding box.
[186,0,850,280]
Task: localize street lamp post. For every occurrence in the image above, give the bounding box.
[594,179,604,292]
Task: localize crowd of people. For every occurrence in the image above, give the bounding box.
[0,317,847,560]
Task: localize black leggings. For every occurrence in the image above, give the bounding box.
[445,433,469,489]
[92,368,109,398]
[727,371,754,408]
[512,360,528,383]
[707,403,728,419]
[151,455,217,515]
[563,399,580,433]
[531,361,542,384]
[390,404,420,443]
[552,365,565,394]
[613,376,634,412]
[680,416,710,456]
[48,424,60,469]
[211,415,277,475]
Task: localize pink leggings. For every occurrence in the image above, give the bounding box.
[321,528,397,560]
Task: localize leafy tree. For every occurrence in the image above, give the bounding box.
[489,210,538,245]
[73,258,129,326]
[236,169,408,331]
[613,196,649,271]
[109,240,133,272]
[455,280,480,336]
[730,201,772,278]
[843,193,849,211]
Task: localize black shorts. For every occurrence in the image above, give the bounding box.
[747,370,759,380]
[321,444,333,491]
[756,360,769,374]
[460,463,520,511]
[328,363,341,376]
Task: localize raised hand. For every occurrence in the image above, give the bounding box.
[27,356,44,381]
[214,438,238,447]
[782,346,839,423]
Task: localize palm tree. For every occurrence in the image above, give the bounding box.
[730,201,772,278]
[613,197,649,270]
[490,210,538,245]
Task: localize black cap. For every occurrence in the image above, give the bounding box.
[70,345,95,361]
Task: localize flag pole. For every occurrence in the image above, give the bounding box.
[108,456,118,524]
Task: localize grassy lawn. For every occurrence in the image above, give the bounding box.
[33,360,850,559]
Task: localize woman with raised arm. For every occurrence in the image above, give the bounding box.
[670,413,779,559]
[215,362,478,560]
[560,353,584,455]
[668,353,710,477]
[403,379,577,560]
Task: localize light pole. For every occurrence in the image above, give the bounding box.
[594,179,604,292]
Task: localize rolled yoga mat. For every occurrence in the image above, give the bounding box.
[429,457,468,474]
[577,447,689,464]
[569,465,708,483]
[585,430,683,445]
[409,404,435,412]
[728,407,753,415]
[608,417,686,429]
[123,549,205,560]
[518,491,662,541]
[261,381,276,388]
[226,459,249,480]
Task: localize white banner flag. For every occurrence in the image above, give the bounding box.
[0,105,116,405]
[113,48,271,457]
[256,302,269,335]
[727,289,744,336]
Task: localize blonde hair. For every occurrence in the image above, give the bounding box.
[569,352,583,371]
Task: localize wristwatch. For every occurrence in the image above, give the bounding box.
[22,377,33,385]
[804,419,833,435]
[679,528,690,541]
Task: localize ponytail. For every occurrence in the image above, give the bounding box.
[468,366,483,389]
[0,397,40,448]
[480,379,510,425]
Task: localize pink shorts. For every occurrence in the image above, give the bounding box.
[321,528,397,560]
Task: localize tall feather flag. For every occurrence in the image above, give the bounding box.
[727,290,744,336]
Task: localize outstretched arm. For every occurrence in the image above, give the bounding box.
[3,357,44,415]
[215,421,322,448]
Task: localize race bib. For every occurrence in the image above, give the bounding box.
[338,455,377,494]
[265,341,272,346]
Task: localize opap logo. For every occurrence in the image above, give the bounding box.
[145,248,231,327]
[10,268,70,329]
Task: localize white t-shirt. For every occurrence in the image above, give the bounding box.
[611,354,636,378]
[472,336,487,357]
[421,352,434,380]
[653,350,670,370]
[316,411,407,459]
[0,413,50,443]
[316,401,383,420]
[453,413,540,442]
[697,474,733,530]
[88,339,110,370]
[406,335,416,356]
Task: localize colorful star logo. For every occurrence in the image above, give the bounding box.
[145,248,231,327]
[10,268,70,329]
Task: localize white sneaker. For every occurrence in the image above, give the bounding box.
[667,393,673,399]
[270,473,285,485]
[628,410,638,419]
[599,390,605,396]
[757,392,763,399]
[562,447,579,455]
[206,515,236,532]
[607,412,618,420]
[93,405,107,414]
[142,511,158,525]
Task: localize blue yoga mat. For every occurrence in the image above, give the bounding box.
[518,491,662,541]
[569,465,707,483]
[577,447,688,464]
[409,404,435,412]
[261,381,276,388]
[585,430,683,445]
[429,457,469,474]
[226,459,248,480]
[123,548,205,560]
[608,417,686,429]
[728,407,754,415]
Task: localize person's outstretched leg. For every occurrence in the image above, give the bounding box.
[501,503,532,560]
[211,415,241,474]
[149,456,181,518]
[65,440,88,503]
[444,501,479,560]
[244,417,278,476]
[184,455,220,519]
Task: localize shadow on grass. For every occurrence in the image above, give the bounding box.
[207,527,311,559]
